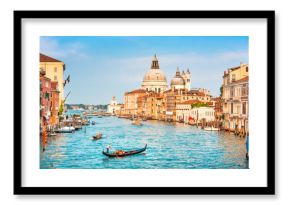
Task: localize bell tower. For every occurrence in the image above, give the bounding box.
[185,68,191,91]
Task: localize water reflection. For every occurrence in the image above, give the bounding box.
[40,116,248,169]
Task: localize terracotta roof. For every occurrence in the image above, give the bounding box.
[126,89,147,95]
[40,53,62,62]
[229,66,240,71]
[233,76,248,84]
[187,90,206,96]
[163,89,172,93]
[211,97,221,101]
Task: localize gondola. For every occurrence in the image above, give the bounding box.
[92,133,102,140]
[102,144,147,157]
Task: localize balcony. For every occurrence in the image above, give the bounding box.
[40,68,46,75]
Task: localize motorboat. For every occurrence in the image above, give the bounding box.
[132,119,142,126]
[204,126,220,131]
[55,126,75,133]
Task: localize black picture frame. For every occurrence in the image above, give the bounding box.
[14,10,275,195]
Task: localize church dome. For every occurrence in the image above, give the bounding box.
[171,76,185,85]
[170,67,185,86]
[141,54,168,85]
[143,69,167,82]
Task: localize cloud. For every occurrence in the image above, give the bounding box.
[40,37,88,60]
[217,50,248,63]
[98,50,248,96]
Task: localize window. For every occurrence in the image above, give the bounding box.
[242,86,248,96]
[242,102,247,114]
[246,67,248,72]
[232,74,236,82]
[230,87,234,97]
[231,103,233,114]
[54,75,57,81]
[54,67,57,72]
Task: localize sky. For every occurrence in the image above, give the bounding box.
[40,36,248,104]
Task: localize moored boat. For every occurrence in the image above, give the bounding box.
[132,119,142,125]
[102,144,147,157]
[55,126,75,133]
[204,126,220,131]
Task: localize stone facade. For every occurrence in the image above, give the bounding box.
[176,100,215,124]
[222,63,249,134]
[40,53,65,107]
[124,89,147,115]
[107,96,122,115]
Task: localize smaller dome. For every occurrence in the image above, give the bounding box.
[171,76,185,86]
[171,67,185,86]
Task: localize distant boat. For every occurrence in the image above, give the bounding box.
[204,126,220,131]
[102,144,147,157]
[92,121,96,125]
[132,119,142,126]
[92,133,102,140]
[55,126,75,133]
[48,132,57,137]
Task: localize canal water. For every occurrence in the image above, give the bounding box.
[40,114,249,169]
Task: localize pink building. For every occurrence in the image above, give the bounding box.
[40,70,51,127]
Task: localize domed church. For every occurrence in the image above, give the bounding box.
[170,67,191,91]
[141,54,168,93]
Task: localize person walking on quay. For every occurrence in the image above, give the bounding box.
[246,133,249,159]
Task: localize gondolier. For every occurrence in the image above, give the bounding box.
[102,144,147,157]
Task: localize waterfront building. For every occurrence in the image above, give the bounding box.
[222,63,249,134]
[40,70,51,127]
[181,88,211,103]
[124,89,147,115]
[164,89,184,121]
[189,106,215,124]
[141,54,168,93]
[163,87,211,122]
[115,104,124,116]
[137,94,147,118]
[137,91,166,120]
[176,100,215,124]
[211,97,223,125]
[107,96,122,115]
[40,53,65,107]
[50,81,60,125]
